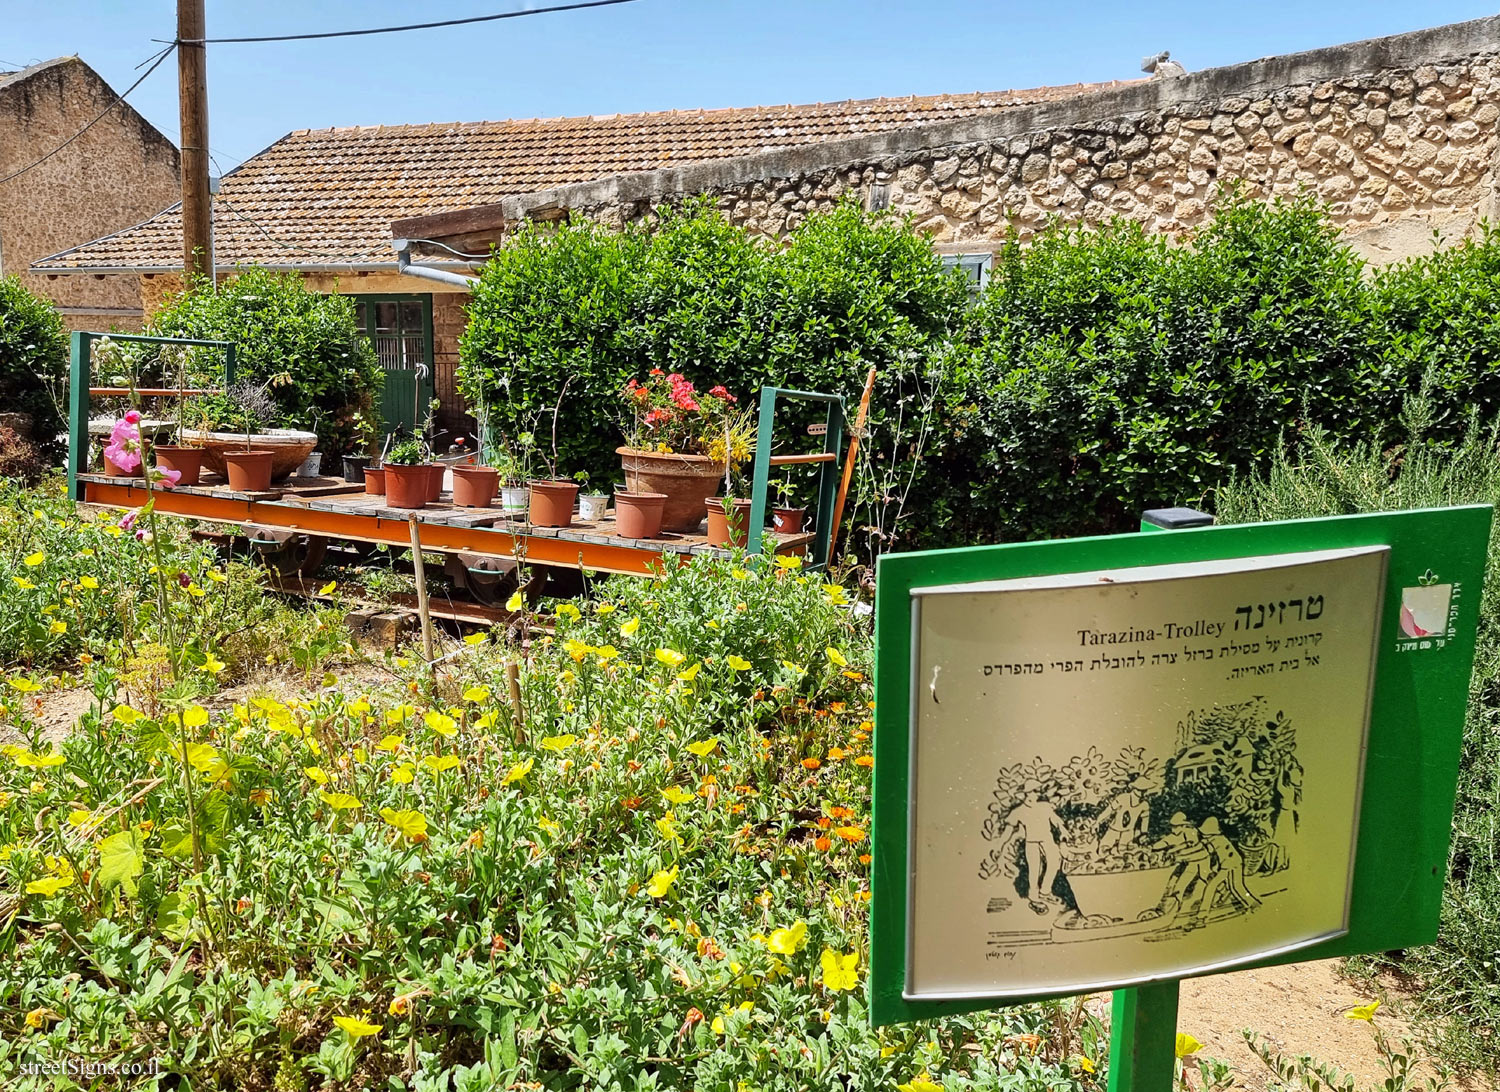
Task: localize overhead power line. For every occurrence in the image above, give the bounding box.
[0,44,176,187]
[158,0,638,45]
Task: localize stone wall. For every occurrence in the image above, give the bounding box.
[0,58,180,330]
[494,16,1500,265]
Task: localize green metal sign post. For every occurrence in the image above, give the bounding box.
[868,505,1491,1092]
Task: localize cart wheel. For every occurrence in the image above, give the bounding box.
[447,553,520,607]
[248,528,331,577]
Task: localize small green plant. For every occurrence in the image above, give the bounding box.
[384,437,427,466]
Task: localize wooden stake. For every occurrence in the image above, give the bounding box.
[407,516,435,669]
[828,364,877,560]
[506,660,525,744]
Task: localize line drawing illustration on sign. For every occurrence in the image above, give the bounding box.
[978,697,1301,951]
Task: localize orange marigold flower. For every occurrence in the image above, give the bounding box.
[854,755,873,768]
[859,853,872,865]
[814,835,832,852]
[729,802,745,813]
[801,758,821,770]
[827,747,847,760]
[829,806,854,820]
[829,702,846,713]
[835,826,866,842]
[815,816,832,829]
[696,937,726,960]
[621,795,644,810]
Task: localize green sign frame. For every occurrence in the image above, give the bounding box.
[869,505,1491,1030]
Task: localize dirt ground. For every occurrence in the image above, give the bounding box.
[1170,957,1493,1090]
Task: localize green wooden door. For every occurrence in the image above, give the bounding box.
[356,295,433,438]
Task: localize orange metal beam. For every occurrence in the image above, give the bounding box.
[83,482,676,577]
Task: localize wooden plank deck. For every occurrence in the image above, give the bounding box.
[78,474,815,565]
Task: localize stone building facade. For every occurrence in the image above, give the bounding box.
[454,15,1500,267]
[0,57,179,329]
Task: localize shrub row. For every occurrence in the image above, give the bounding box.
[460,190,1500,553]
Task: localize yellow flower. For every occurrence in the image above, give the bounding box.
[824,584,850,605]
[462,685,491,703]
[655,812,682,843]
[346,696,372,716]
[375,734,404,753]
[112,705,144,724]
[386,704,415,725]
[541,733,576,752]
[47,621,66,635]
[379,807,428,841]
[896,1077,944,1092]
[676,662,701,683]
[655,648,685,668]
[78,575,99,590]
[594,645,619,662]
[208,569,228,583]
[463,632,488,645]
[505,591,524,611]
[183,705,209,729]
[819,948,859,991]
[660,785,693,805]
[26,874,72,896]
[67,807,93,827]
[22,551,44,567]
[390,763,415,784]
[333,1015,382,1038]
[686,738,718,757]
[1071,1056,1096,1075]
[1345,1000,1381,1022]
[319,791,363,810]
[563,638,593,662]
[766,921,807,955]
[318,580,338,595]
[556,603,581,621]
[501,757,533,785]
[727,655,752,671]
[7,678,41,693]
[646,865,678,898]
[423,711,458,737]
[303,766,329,785]
[773,555,801,570]
[825,647,849,668]
[186,582,205,598]
[199,651,225,675]
[619,616,640,637]
[422,754,461,774]
[780,660,806,676]
[538,814,560,834]
[595,602,616,615]
[1175,1033,1202,1058]
[11,576,35,590]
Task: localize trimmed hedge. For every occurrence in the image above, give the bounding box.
[147,269,381,456]
[0,276,68,459]
[460,191,1500,553]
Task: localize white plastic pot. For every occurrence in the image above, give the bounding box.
[578,493,609,521]
[500,486,528,514]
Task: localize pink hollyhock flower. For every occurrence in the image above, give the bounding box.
[118,511,138,533]
[148,466,181,488]
[104,440,142,473]
[122,409,142,426]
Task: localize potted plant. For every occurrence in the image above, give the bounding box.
[181,385,317,482]
[614,490,668,539]
[383,437,429,510]
[496,437,529,515]
[617,372,745,533]
[452,428,500,509]
[575,469,608,522]
[769,474,806,535]
[706,462,755,548]
[219,381,278,492]
[151,343,206,486]
[342,410,379,484]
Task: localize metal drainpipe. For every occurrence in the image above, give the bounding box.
[393,241,479,290]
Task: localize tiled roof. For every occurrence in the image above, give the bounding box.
[34,81,1135,272]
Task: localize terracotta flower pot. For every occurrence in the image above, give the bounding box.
[614,491,667,539]
[363,466,386,495]
[222,449,274,492]
[617,447,726,533]
[771,506,806,534]
[706,497,754,548]
[529,480,579,527]
[153,446,204,486]
[425,463,445,502]
[452,465,499,508]
[384,464,428,509]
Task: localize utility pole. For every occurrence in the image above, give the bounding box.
[178,0,212,282]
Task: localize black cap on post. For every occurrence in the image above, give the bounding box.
[1141,507,1215,530]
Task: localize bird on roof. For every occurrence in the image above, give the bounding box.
[1142,50,1188,78]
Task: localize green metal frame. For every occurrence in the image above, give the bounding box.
[67,331,236,502]
[745,386,845,568]
[354,293,434,437]
[867,505,1491,1051]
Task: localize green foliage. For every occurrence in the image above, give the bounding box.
[147,269,382,455]
[460,198,970,538]
[1216,412,1500,1072]
[0,276,67,460]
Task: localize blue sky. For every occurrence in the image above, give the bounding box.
[3,0,1496,172]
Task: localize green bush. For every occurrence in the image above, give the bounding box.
[0,276,67,460]
[147,269,381,456]
[1216,412,1500,1072]
[460,199,969,535]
